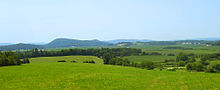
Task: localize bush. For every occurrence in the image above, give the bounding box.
[57,60,66,62]
[166,68,176,71]
[150,52,162,55]
[167,53,175,56]
[83,60,95,64]
[164,59,175,63]
[141,52,149,56]
[141,61,155,70]
[186,62,205,72]
[22,58,30,64]
[177,61,186,67]
[109,57,130,66]
[205,61,220,73]
[176,53,189,62]
[70,60,77,63]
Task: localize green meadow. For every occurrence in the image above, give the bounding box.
[30,56,104,64]
[0,56,220,90]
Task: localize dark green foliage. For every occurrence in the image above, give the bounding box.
[18,48,141,59]
[109,57,130,66]
[166,68,176,71]
[70,60,77,63]
[130,62,139,67]
[150,52,162,55]
[205,61,220,73]
[57,60,66,62]
[0,51,21,66]
[167,53,175,56]
[176,53,189,62]
[140,61,155,70]
[22,58,30,64]
[188,58,196,63]
[164,59,175,63]
[186,64,193,71]
[186,62,205,72]
[141,52,149,55]
[83,60,95,64]
[102,53,115,64]
[177,61,186,67]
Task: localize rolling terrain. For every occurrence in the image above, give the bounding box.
[45,38,112,48]
[0,43,44,51]
[1,57,220,90]
[30,56,104,64]
[0,38,113,51]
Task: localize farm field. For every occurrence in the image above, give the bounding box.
[30,56,104,64]
[123,55,176,63]
[130,45,220,54]
[1,61,220,90]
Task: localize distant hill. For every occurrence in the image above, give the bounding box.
[189,37,220,41]
[29,42,46,45]
[44,38,113,48]
[0,43,44,51]
[0,38,113,51]
[107,39,152,44]
[0,43,13,46]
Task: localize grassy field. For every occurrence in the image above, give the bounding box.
[1,62,220,90]
[130,45,220,55]
[30,56,104,64]
[123,55,176,63]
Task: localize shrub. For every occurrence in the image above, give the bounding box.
[70,60,77,63]
[186,62,205,72]
[57,60,66,62]
[22,58,30,64]
[176,53,189,62]
[141,61,155,70]
[167,53,175,56]
[205,61,220,73]
[150,52,162,55]
[177,61,186,67]
[83,60,95,64]
[164,59,175,63]
[166,68,176,71]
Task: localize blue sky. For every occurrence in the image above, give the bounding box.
[0,0,220,43]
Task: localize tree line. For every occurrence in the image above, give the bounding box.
[0,51,21,66]
[18,48,142,65]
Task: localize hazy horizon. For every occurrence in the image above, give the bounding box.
[0,0,220,43]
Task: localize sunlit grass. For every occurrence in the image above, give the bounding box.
[30,56,104,64]
[1,62,220,89]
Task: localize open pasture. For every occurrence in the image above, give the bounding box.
[0,62,220,90]
[29,56,104,64]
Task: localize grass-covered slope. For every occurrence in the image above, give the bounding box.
[1,61,220,89]
[30,56,104,64]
